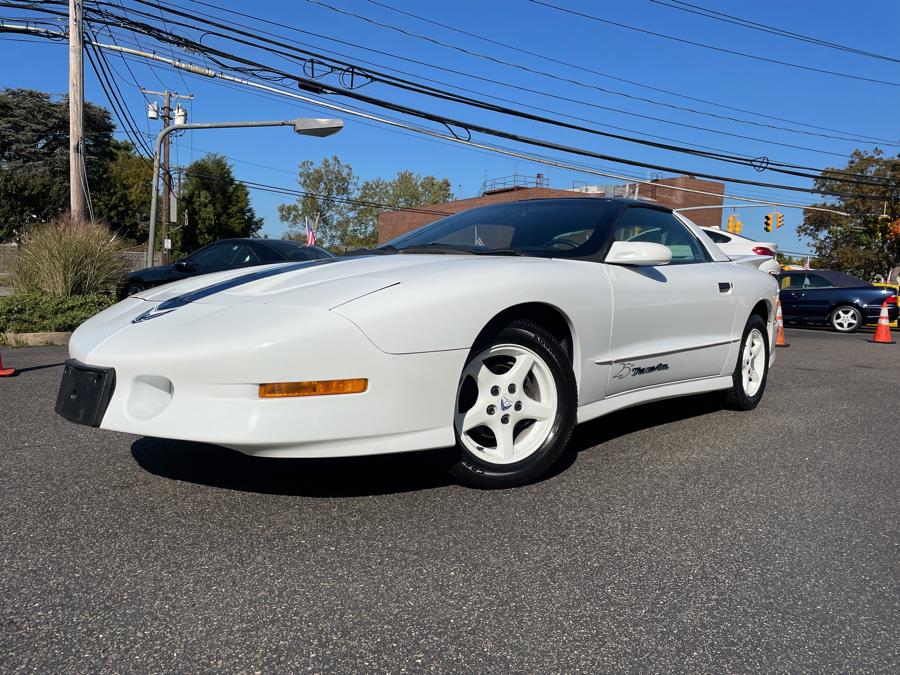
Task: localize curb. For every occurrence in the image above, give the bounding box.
[1,331,72,347]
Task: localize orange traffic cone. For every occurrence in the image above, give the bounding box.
[0,350,14,377]
[868,300,896,344]
[775,301,789,348]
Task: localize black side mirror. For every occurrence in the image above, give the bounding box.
[175,259,196,272]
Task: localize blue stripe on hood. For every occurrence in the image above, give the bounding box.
[156,256,351,311]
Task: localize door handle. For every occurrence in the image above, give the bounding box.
[718,282,732,293]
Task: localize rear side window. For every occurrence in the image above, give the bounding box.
[263,240,331,261]
[805,274,833,288]
[613,208,711,264]
[704,230,731,244]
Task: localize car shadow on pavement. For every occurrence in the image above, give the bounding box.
[131,437,456,497]
[131,392,728,496]
[546,392,728,478]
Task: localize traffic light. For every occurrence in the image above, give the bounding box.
[734,218,743,234]
[726,214,736,233]
[776,213,784,229]
[764,212,774,232]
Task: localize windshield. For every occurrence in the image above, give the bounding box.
[384,199,621,257]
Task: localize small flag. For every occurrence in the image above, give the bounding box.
[305,217,316,246]
[803,256,810,270]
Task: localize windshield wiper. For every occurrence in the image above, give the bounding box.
[397,243,476,255]
[470,247,527,257]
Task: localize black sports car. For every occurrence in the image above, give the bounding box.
[118,238,334,299]
[778,269,898,332]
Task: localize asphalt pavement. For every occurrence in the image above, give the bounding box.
[1,328,897,672]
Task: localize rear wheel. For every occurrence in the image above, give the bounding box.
[725,315,769,410]
[830,305,861,333]
[450,320,576,488]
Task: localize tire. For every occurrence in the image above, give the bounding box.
[450,319,577,489]
[725,315,769,411]
[122,281,145,298]
[829,305,862,333]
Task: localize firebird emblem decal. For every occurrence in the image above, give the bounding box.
[613,362,670,379]
[132,306,176,323]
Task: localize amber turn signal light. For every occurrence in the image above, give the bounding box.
[258,378,368,398]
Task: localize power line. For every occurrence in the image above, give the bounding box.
[86,0,895,186]
[364,0,895,143]
[1,21,883,212]
[21,0,889,189]
[81,37,892,203]
[528,0,900,88]
[308,0,897,146]
[650,0,900,64]
[130,0,884,159]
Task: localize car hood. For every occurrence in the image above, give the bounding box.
[132,254,546,310]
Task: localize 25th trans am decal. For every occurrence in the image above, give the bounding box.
[613,362,670,379]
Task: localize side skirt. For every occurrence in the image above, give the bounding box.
[576,375,733,425]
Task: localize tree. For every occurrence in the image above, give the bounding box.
[180,154,262,253]
[0,88,119,239]
[278,155,358,248]
[95,140,153,241]
[355,170,453,247]
[279,157,453,250]
[798,149,900,280]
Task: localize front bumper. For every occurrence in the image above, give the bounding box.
[60,301,466,458]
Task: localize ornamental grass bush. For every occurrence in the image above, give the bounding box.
[13,215,126,298]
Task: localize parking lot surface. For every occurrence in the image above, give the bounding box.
[1,328,897,672]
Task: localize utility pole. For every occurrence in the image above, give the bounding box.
[142,89,192,263]
[68,0,86,220]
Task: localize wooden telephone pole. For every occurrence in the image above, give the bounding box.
[68,0,86,220]
[142,89,193,263]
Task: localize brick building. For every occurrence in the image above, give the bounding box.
[377,174,725,244]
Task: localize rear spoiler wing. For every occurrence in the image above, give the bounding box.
[730,254,776,271]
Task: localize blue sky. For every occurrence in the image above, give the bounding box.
[3,0,899,253]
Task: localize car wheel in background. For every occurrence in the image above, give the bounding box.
[450,319,577,489]
[122,282,145,298]
[725,314,769,411]
[830,305,862,333]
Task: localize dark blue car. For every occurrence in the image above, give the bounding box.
[118,238,334,299]
[778,270,898,333]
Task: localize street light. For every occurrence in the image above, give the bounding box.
[145,117,343,268]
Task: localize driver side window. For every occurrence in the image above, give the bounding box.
[613,208,710,264]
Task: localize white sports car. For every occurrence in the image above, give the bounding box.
[57,198,779,487]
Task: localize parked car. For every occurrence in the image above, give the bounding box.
[778,269,899,332]
[700,226,781,275]
[118,239,334,299]
[58,198,778,488]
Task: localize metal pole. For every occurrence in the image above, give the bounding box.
[68,0,86,220]
[144,118,342,268]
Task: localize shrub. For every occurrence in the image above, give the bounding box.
[0,294,115,333]
[13,214,126,297]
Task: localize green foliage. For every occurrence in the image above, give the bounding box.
[798,149,900,279]
[279,156,453,250]
[180,154,262,253]
[0,88,126,240]
[0,293,114,333]
[278,155,358,248]
[13,215,126,298]
[97,140,153,241]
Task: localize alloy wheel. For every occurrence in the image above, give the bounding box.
[742,328,765,397]
[454,344,558,465]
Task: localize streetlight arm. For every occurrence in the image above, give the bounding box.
[145,118,342,268]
